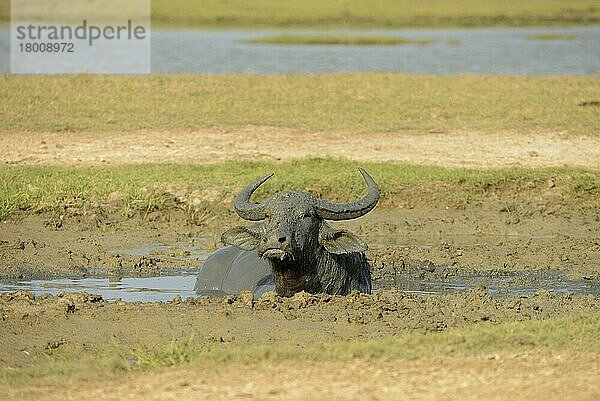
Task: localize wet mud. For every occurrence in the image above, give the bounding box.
[1,287,598,368]
[1,200,598,282]
[0,208,220,280]
[0,200,598,372]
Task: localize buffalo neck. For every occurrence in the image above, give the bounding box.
[268,246,323,297]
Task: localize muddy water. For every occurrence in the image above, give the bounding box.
[1,236,600,301]
[373,265,600,296]
[0,274,199,302]
[1,263,598,302]
[0,241,208,301]
[1,204,599,301]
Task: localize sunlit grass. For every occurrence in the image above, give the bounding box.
[1,74,598,134]
[244,33,433,46]
[2,0,598,28]
[201,313,600,363]
[1,159,598,220]
[526,33,578,41]
[2,313,598,384]
[147,0,600,28]
[121,335,198,370]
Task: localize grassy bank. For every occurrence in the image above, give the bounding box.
[1,159,598,220]
[3,1,599,28]
[244,34,434,46]
[150,1,599,28]
[526,33,579,41]
[2,313,598,384]
[1,74,599,134]
[120,313,600,368]
[1,0,598,28]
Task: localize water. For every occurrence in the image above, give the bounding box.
[0,239,210,302]
[0,275,198,302]
[1,238,598,301]
[373,269,600,297]
[150,27,600,75]
[1,26,599,75]
[1,267,598,302]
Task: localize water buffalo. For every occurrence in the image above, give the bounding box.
[194,168,379,297]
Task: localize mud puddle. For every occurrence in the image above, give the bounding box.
[111,239,211,261]
[2,265,598,302]
[2,231,599,301]
[0,241,209,301]
[373,265,600,296]
[0,274,199,302]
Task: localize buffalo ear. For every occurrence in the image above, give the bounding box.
[221,226,262,251]
[318,223,367,254]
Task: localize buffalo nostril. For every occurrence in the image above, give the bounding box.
[278,237,287,244]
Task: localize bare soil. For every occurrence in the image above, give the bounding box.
[3,127,600,168]
[1,289,599,400]
[1,127,600,400]
[4,352,599,401]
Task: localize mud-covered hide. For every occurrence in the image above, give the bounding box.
[213,168,379,297]
[194,245,274,298]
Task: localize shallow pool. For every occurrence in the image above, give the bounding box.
[1,26,599,75]
[1,267,598,302]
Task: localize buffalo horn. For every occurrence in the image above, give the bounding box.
[314,168,380,221]
[233,173,273,221]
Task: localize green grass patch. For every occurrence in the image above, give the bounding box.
[244,33,433,46]
[2,0,598,28]
[121,335,199,370]
[1,159,598,220]
[1,74,599,134]
[527,33,578,41]
[2,313,599,384]
[198,313,600,364]
[150,0,600,28]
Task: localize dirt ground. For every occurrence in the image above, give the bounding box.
[3,127,600,168]
[1,289,599,400]
[1,127,600,400]
[4,353,599,401]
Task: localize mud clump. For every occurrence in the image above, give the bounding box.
[1,288,597,334]
[1,288,598,368]
[2,201,599,281]
[0,210,212,280]
[1,290,106,317]
[249,288,599,330]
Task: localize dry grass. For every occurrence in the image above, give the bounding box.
[149,0,600,28]
[1,74,599,134]
[2,159,599,220]
[2,0,598,27]
[244,34,433,45]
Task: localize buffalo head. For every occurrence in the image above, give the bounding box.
[221,168,379,295]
